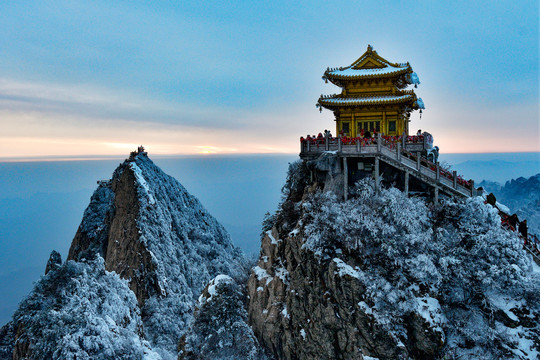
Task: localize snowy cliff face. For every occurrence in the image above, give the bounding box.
[248,161,540,360]
[3,152,247,359]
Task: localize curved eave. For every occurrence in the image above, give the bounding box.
[317,94,419,110]
[324,66,411,81]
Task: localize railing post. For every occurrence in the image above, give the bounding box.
[338,136,342,152]
[436,162,440,180]
[377,133,381,152]
[356,140,360,152]
[470,180,475,196]
[402,133,406,149]
[453,171,457,189]
[307,140,310,152]
[416,153,421,171]
[325,134,329,151]
[397,143,401,161]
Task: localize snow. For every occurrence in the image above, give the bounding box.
[60,153,248,357]
[253,266,273,285]
[288,228,300,237]
[281,306,290,319]
[415,97,425,109]
[293,177,540,359]
[363,356,380,360]
[327,65,408,77]
[181,275,266,359]
[415,296,446,332]
[13,257,162,359]
[275,267,290,284]
[130,162,156,205]
[357,301,374,315]
[126,154,247,356]
[333,258,361,279]
[409,72,420,85]
[266,230,279,245]
[300,329,306,340]
[198,274,234,305]
[334,259,360,279]
[489,294,523,322]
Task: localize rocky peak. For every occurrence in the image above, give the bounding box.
[248,160,540,360]
[44,250,62,275]
[9,151,248,359]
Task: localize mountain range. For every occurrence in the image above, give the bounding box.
[0,151,538,359]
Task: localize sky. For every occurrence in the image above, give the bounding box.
[0,0,538,158]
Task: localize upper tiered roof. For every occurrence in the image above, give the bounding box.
[322,45,420,88]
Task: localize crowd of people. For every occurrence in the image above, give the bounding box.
[299,129,425,146]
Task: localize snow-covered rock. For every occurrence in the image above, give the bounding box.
[3,151,248,359]
[248,160,540,360]
[9,257,160,360]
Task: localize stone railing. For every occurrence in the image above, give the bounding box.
[300,133,475,198]
[300,134,428,154]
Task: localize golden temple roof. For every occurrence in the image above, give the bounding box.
[317,93,424,110]
[322,45,418,85]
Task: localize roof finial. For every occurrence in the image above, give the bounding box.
[367,44,373,52]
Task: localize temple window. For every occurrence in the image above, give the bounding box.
[357,121,380,133]
[342,122,350,135]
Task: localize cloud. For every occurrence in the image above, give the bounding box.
[0,78,257,129]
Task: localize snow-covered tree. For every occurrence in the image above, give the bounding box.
[179,275,266,360]
[12,257,161,360]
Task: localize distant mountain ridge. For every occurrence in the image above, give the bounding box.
[479,173,540,235]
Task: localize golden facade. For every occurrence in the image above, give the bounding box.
[317,45,424,137]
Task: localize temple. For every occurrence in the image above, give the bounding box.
[301,45,476,203]
[317,45,424,137]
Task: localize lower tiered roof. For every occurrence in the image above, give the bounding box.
[318,94,414,107]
